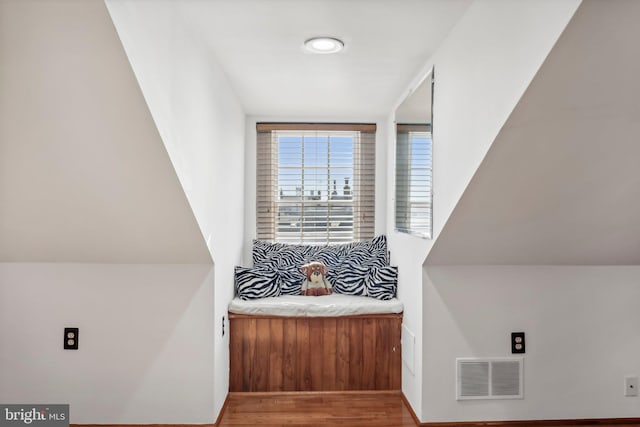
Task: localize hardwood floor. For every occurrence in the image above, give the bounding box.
[216,391,640,427]
[217,391,417,426]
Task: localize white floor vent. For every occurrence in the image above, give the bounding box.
[456,357,523,400]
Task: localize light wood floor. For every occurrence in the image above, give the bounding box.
[217,391,417,426]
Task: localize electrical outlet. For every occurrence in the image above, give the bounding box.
[625,376,638,397]
[64,327,79,350]
[511,332,525,354]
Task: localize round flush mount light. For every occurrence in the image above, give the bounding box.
[303,37,344,54]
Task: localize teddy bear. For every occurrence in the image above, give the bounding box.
[300,261,333,296]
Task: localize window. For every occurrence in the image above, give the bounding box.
[395,125,432,237]
[256,123,375,244]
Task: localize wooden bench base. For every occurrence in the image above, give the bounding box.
[229,313,402,392]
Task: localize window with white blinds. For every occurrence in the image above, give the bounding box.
[395,124,432,238]
[257,123,376,244]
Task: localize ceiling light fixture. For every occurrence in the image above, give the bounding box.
[303,37,344,54]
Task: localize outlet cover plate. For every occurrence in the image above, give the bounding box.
[64,327,79,350]
[511,332,525,354]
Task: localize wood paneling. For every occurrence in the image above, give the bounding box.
[282,318,296,391]
[336,317,350,391]
[349,318,363,390]
[362,318,377,390]
[229,313,402,392]
[268,318,283,391]
[296,319,311,391]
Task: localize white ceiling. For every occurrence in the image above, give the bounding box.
[176,0,471,118]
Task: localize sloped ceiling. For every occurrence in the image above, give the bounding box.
[0,0,211,263]
[426,0,640,265]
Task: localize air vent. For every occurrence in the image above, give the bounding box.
[457,357,523,400]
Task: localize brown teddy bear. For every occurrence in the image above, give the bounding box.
[300,261,333,296]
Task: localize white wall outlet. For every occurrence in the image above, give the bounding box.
[624,376,638,397]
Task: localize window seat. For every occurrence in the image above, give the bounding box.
[228,294,403,317]
[229,236,402,392]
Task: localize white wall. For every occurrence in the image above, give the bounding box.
[423,266,640,421]
[0,0,241,422]
[105,1,246,418]
[0,263,215,424]
[426,0,640,266]
[418,0,640,421]
[0,0,210,264]
[243,115,388,263]
[385,0,582,419]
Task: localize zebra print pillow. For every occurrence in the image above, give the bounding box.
[253,240,310,269]
[252,240,282,265]
[328,264,369,296]
[277,267,306,295]
[252,236,389,269]
[305,246,342,268]
[337,235,389,268]
[234,266,281,300]
[340,246,389,268]
[366,266,398,300]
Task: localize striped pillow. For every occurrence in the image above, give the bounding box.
[366,266,398,300]
[234,266,280,300]
[252,240,282,266]
[305,246,342,268]
[340,246,389,268]
[253,240,310,269]
[277,267,306,296]
[329,264,369,296]
[252,235,390,270]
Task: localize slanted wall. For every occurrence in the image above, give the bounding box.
[384,0,582,420]
[0,0,217,423]
[0,0,210,263]
[421,0,640,422]
[105,0,246,418]
[427,0,640,265]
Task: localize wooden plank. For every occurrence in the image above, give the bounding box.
[242,318,257,392]
[255,319,270,391]
[268,318,284,391]
[296,319,311,391]
[282,318,297,391]
[335,318,350,390]
[309,318,324,391]
[229,317,243,392]
[322,318,337,389]
[362,318,377,390]
[375,318,391,390]
[348,318,363,390]
[390,317,402,390]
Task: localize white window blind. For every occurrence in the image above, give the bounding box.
[395,124,432,238]
[257,123,376,244]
